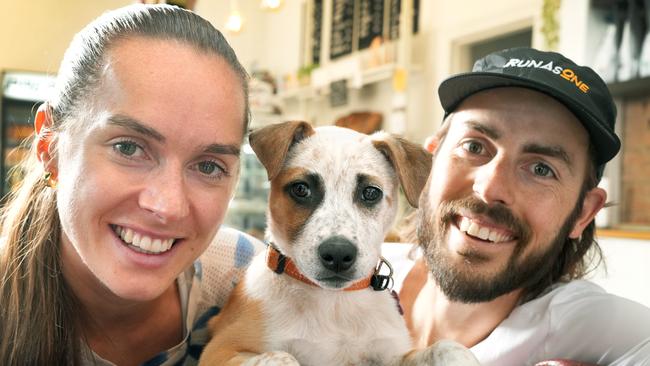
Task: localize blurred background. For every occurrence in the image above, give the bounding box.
[1,0,648,306]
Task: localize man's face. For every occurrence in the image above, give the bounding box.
[417,87,604,303]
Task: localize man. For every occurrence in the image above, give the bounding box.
[391,47,650,365]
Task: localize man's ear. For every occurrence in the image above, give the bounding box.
[424,135,438,153]
[569,187,607,239]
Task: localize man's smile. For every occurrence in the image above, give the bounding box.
[457,216,516,243]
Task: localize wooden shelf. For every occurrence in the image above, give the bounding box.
[597,228,650,240]
[608,77,650,99]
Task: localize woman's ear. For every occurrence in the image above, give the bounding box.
[424,135,438,153]
[569,187,607,239]
[34,103,58,180]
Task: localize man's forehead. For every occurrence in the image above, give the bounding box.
[448,113,586,148]
[446,89,590,142]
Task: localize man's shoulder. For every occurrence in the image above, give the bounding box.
[529,280,650,355]
[543,280,649,313]
[523,280,650,323]
[475,280,650,364]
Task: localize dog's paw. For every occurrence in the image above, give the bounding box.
[243,351,301,366]
[405,340,480,365]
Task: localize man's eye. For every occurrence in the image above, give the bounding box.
[532,162,555,178]
[113,141,141,157]
[462,141,484,155]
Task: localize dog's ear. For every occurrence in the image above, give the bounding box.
[249,120,315,180]
[372,134,432,208]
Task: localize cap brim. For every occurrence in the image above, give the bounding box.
[438,72,620,164]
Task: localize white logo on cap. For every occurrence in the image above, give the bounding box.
[503,58,590,93]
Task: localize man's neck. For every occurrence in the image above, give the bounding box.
[401,258,522,349]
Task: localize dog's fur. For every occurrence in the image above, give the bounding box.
[199,121,479,366]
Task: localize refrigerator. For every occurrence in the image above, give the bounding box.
[0,71,56,197]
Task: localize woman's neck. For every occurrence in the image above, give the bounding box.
[60,241,183,365]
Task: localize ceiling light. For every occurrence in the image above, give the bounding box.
[226,0,244,34]
[261,0,283,11]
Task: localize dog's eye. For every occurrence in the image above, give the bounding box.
[361,186,382,202]
[290,182,311,199]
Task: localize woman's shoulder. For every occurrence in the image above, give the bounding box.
[184,227,266,340]
[200,227,266,271]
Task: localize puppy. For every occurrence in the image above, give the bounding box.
[199,121,479,366]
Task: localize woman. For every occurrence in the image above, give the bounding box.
[0,4,262,365]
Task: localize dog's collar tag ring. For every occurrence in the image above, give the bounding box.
[269,245,287,274]
[371,256,394,291]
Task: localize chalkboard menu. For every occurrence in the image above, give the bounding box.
[330,0,355,60]
[388,0,420,40]
[358,0,385,50]
[329,79,348,107]
[311,0,323,65]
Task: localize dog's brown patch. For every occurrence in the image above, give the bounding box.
[269,167,321,244]
[372,136,432,208]
[249,121,315,181]
[199,278,266,365]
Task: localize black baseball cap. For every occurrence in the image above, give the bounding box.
[438,47,620,178]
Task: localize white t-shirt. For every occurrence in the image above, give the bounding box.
[383,243,650,366]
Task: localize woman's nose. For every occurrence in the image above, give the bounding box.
[138,165,190,222]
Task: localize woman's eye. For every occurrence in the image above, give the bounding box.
[113,141,143,158]
[361,186,382,202]
[532,162,555,178]
[290,182,311,199]
[196,160,227,179]
[198,161,218,175]
[462,141,484,155]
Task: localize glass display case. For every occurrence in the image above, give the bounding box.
[0,71,56,198]
[223,142,269,240]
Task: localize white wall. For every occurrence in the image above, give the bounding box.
[0,0,133,74]
[591,237,650,308]
[0,1,270,78]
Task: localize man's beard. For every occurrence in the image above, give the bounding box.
[416,195,580,303]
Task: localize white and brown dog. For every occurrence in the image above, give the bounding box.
[199,121,479,366]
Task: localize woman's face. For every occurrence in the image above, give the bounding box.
[55,37,246,302]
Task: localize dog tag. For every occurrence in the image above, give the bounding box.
[370,274,392,291]
[371,256,394,291]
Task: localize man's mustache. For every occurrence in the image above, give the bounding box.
[436,196,532,245]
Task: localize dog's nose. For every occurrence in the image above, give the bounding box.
[318,237,357,273]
